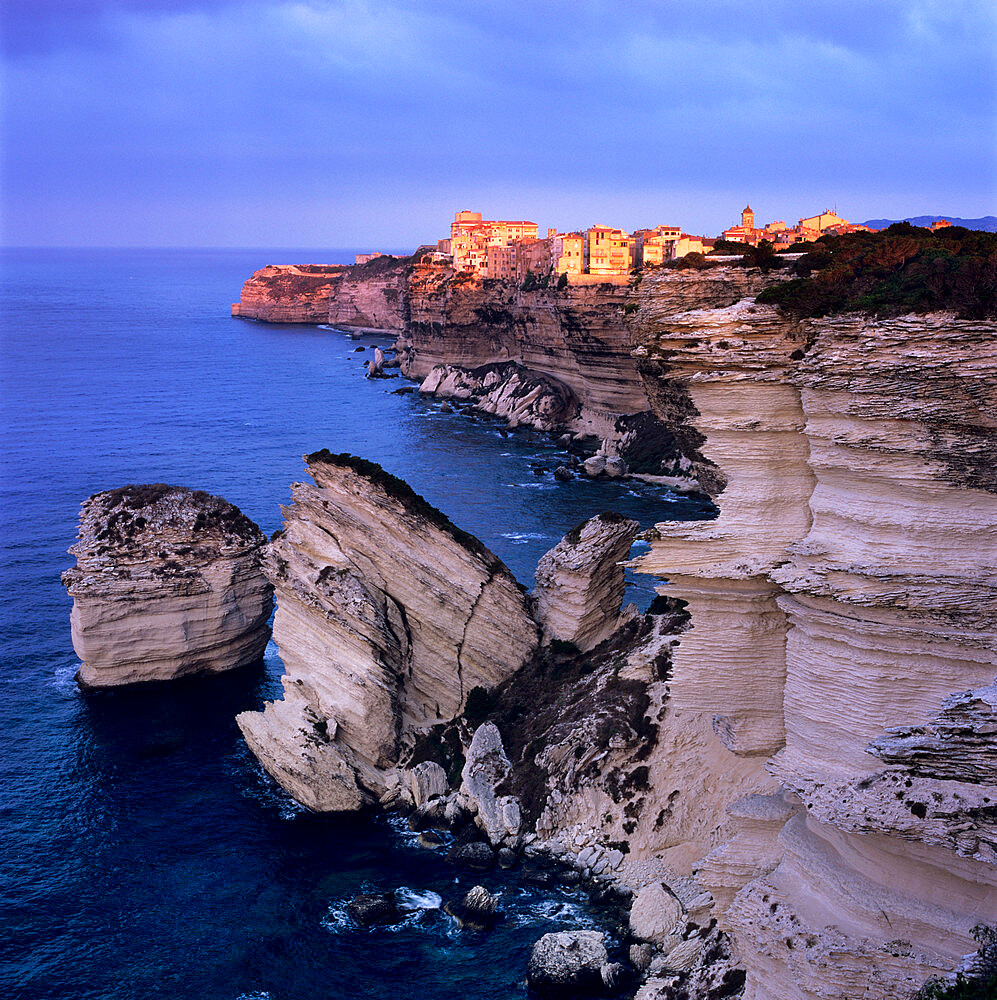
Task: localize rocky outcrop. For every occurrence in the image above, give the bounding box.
[526,930,609,995]
[237,451,539,811]
[460,722,521,847]
[62,484,273,689]
[233,264,347,322]
[626,275,997,997]
[533,512,640,651]
[419,362,579,432]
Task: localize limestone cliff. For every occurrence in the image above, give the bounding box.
[62,484,273,688]
[237,451,539,811]
[626,270,997,997]
[233,264,347,323]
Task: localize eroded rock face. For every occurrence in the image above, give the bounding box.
[62,485,273,689]
[233,264,347,322]
[237,452,539,812]
[420,362,579,432]
[533,512,640,652]
[627,287,997,996]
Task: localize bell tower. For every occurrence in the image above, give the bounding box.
[741,204,754,230]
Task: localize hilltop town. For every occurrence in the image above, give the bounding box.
[356,206,957,284]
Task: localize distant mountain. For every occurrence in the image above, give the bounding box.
[862,215,997,232]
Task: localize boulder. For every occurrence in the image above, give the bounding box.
[583,455,607,478]
[407,761,449,806]
[62,484,273,689]
[347,892,403,927]
[604,456,627,478]
[660,937,703,974]
[526,930,609,995]
[461,722,521,846]
[444,884,499,931]
[554,465,573,482]
[629,883,683,948]
[446,841,495,871]
[629,942,655,973]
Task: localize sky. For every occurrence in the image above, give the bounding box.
[1,0,995,248]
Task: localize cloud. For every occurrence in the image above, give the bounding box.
[1,0,994,245]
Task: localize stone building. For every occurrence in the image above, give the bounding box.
[586,225,634,275]
[450,210,539,275]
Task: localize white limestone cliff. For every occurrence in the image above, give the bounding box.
[62,484,273,689]
[627,271,997,997]
[237,451,539,811]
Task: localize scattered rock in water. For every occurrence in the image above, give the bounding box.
[353,346,366,352]
[526,930,609,995]
[62,484,273,689]
[446,841,495,871]
[409,797,448,831]
[391,385,415,395]
[554,465,573,482]
[603,456,627,478]
[583,455,606,478]
[418,830,444,849]
[496,847,519,869]
[444,884,500,931]
[347,892,404,927]
[439,402,454,413]
[532,466,548,477]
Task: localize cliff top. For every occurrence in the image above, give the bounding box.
[64,484,266,587]
[304,451,506,572]
[755,223,997,319]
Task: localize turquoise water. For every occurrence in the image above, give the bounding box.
[0,248,712,999]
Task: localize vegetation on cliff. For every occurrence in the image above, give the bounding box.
[756,223,997,318]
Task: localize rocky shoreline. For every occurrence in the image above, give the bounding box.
[59,253,996,998]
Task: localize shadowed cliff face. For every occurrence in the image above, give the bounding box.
[628,275,997,998]
[232,257,996,995]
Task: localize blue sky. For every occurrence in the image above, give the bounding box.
[2,0,995,247]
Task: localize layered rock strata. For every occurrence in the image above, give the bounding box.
[233,264,347,323]
[237,451,539,811]
[628,281,997,997]
[62,484,273,688]
[235,256,784,472]
[533,512,640,651]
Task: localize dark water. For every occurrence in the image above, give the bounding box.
[0,248,713,999]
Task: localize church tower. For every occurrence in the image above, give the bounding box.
[741,204,754,230]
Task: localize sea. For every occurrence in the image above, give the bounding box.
[0,248,715,1000]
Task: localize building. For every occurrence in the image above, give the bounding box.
[355,252,387,265]
[720,203,868,249]
[485,244,518,281]
[798,209,848,233]
[634,226,683,266]
[552,233,585,275]
[586,225,634,275]
[448,210,539,275]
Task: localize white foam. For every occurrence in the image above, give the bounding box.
[396,887,443,911]
[501,532,554,543]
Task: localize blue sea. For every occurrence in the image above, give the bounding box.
[0,248,713,999]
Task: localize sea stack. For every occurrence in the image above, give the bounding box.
[62,484,273,689]
[237,451,539,812]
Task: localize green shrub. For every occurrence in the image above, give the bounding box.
[756,223,997,318]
